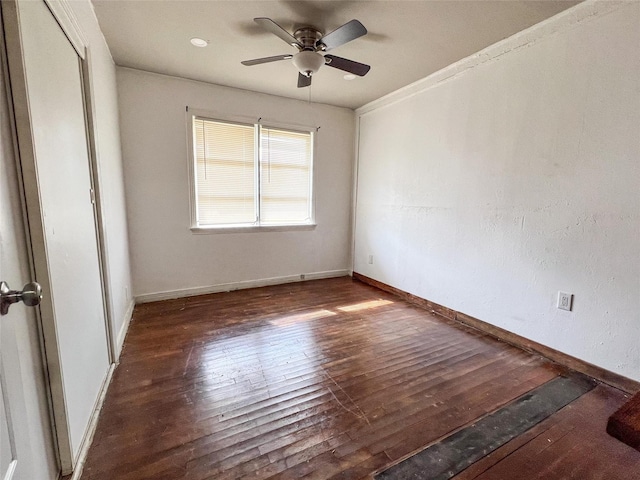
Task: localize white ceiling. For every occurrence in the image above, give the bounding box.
[91,0,579,110]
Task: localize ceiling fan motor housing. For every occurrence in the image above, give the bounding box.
[292,51,325,77]
[293,27,323,50]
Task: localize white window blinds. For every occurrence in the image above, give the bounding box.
[192,116,313,228]
[194,119,256,225]
[260,127,312,225]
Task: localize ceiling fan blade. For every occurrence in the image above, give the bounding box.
[254,17,302,48]
[317,19,367,51]
[241,54,293,66]
[297,72,312,88]
[324,55,370,76]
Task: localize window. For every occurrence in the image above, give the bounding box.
[190,115,314,229]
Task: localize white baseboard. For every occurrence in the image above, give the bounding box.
[135,269,350,304]
[68,362,115,480]
[115,299,135,359]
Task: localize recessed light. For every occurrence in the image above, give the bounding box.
[343,74,356,81]
[190,37,209,48]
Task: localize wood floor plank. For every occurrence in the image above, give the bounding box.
[79,277,638,480]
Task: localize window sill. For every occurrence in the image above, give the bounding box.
[190,223,317,234]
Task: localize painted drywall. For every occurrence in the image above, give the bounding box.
[116,68,355,299]
[67,1,134,355]
[354,1,640,381]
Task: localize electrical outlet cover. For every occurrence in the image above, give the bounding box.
[558,292,573,311]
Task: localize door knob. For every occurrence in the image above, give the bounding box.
[0,281,42,315]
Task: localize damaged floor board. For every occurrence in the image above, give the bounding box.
[376,373,596,480]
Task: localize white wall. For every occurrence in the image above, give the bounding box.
[354,1,640,381]
[116,68,355,300]
[68,1,134,354]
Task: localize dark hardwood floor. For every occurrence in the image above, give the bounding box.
[80,277,640,479]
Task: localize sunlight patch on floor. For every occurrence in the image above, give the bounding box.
[337,299,393,312]
[270,309,337,326]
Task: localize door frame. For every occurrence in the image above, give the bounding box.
[0,0,116,473]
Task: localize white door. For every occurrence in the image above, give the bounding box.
[0,48,57,480]
[2,0,111,473]
[0,377,18,480]
[0,282,32,478]
[0,286,30,480]
[0,278,51,480]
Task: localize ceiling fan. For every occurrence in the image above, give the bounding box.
[241,17,371,88]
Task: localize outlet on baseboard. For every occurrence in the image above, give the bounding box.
[557,292,573,311]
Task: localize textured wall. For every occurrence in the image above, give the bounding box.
[354,2,640,381]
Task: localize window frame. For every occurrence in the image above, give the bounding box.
[187,108,317,233]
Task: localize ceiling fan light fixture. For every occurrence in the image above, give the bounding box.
[292,51,324,76]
